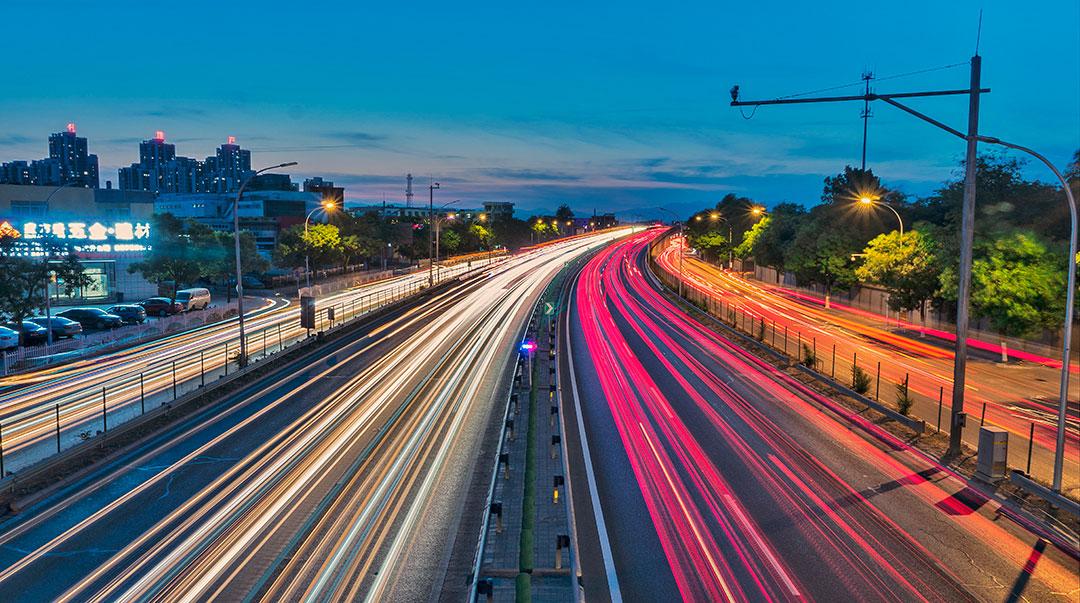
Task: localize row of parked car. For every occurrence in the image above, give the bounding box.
[0,288,213,351]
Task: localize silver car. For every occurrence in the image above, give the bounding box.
[0,326,18,351]
[28,316,83,339]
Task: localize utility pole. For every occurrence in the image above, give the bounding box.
[860,70,873,170]
[428,181,440,287]
[730,56,989,459]
[948,55,981,455]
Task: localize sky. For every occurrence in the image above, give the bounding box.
[1,1,1077,219]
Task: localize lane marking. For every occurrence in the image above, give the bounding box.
[565,294,623,603]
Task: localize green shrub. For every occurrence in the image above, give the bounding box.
[852,365,872,394]
[896,380,914,415]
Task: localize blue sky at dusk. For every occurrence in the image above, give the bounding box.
[1,1,1077,218]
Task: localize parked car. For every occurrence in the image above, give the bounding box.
[175,288,211,311]
[28,316,83,339]
[0,326,19,351]
[56,308,124,330]
[139,297,184,317]
[107,304,147,325]
[2,320,49,345]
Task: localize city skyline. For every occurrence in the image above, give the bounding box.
[1,0,1077,218]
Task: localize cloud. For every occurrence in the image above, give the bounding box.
[0,134,35,146]
[478,168,583,182]
[139,107,209,118]
[338,131,387,144]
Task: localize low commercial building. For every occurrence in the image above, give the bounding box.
[156,189,325,257]
[0,184,158,304]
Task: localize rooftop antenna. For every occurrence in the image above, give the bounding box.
[860,69,874,170]
[974,9,983,56]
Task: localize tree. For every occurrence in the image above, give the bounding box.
[943,232,1066,361]
[468,223,493,250]
[0,234,93,322]
[128,213,212,305]
[735,215,770,259]
[491,217,532,250]
[855,230,941,332]
[275,223,344,271]
[687,230,726,264]
[555,205,574,222]
[209,230,267,302]
[787,226,858,309]
[748,203,806,270]
[530,219,550,241]
[440,229,462,255]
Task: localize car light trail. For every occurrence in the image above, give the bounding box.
[566,229,1078,601]
[0,228,637,602]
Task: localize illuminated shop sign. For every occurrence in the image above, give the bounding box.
[19,221,150,242]
[0,220,152,254]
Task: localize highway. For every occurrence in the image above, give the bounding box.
[561,229,1079,601]
[654,238,1080,494]
[0,229,632,601]
[0,260,482,473]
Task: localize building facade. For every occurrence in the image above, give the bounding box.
[156,189,323,257]
[118,133,254,194]
[0,184,157,304]
[0,124,99,188]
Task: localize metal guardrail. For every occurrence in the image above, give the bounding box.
[1010,470,1080,518]
[0,279,430,479]
[644,237,927,434]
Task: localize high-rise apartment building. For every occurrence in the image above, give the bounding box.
[0,123,99,188]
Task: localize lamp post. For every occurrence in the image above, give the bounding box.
[428,181,440,287]
[40,182,81,345]
[303,198,337,290]
[858,196,904,237]
[969,140,1076,493]
[709,211,735,269]
[234,161,297,367]
[432,199,458,283]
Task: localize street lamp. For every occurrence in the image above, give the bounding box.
[39,182,81,345]
[427,182,441,287]
[235,161,297,367]
[303,198,337,290]
[857,195,904,237]
[709,212,735,269]
[432,200,459,282]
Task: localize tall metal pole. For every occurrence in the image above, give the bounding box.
[234,162,296,367]
[40,183,77,345]
[233,180,248,366]
[973,141,1078,491]
[948,55,982,456]
[428,182,439,287]
[860,71,873,170]
[303,203,333,291]
[728,223,734,269]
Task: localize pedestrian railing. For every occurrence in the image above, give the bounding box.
[0,278,431,479]
[646,233,1077,493]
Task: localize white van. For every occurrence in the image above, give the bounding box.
[175,288,211,311]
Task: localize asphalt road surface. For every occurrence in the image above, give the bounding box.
[656,239,1080,495]
[562,229,1079,602]
[0,228,633,602]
